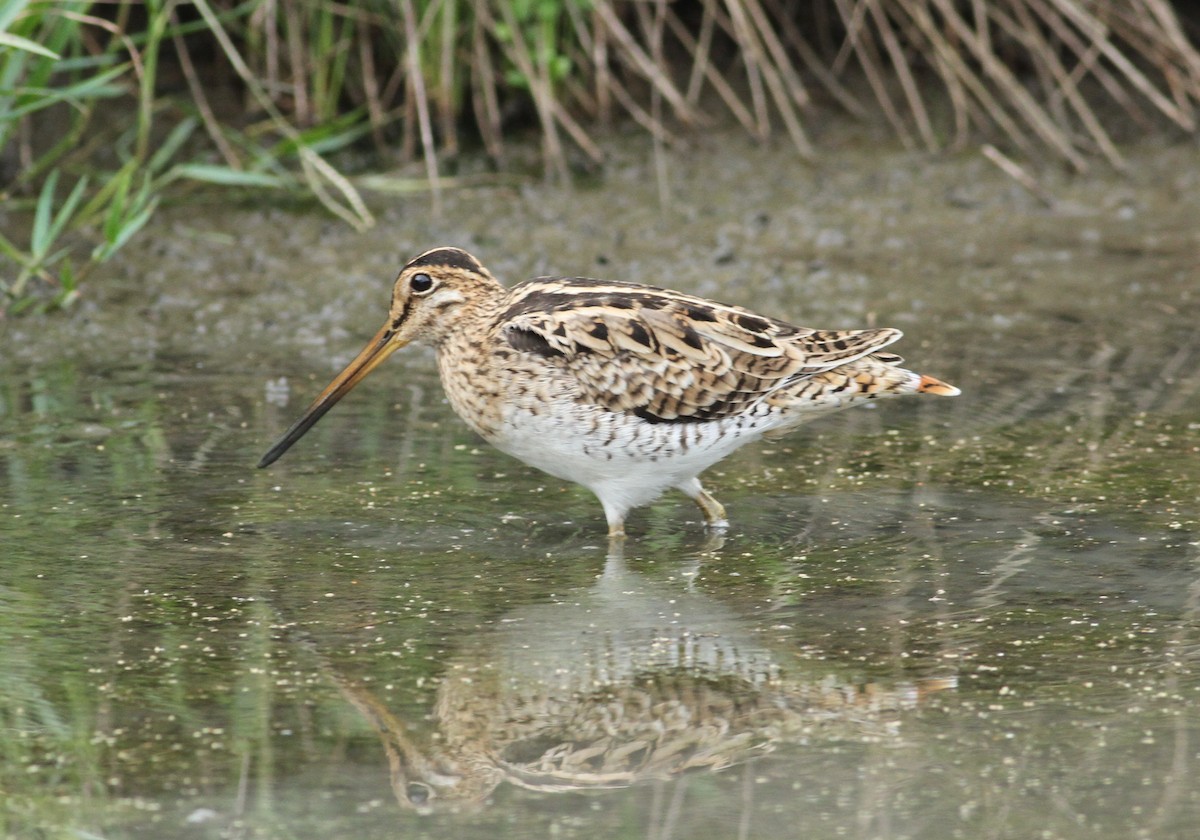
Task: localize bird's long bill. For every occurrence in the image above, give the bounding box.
[258,323,403,468]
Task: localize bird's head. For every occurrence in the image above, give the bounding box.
[257,247,499,468]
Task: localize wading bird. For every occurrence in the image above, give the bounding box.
[259,247,958,537]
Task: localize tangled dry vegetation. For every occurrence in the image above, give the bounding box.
[3,0,1200,310]
[226,0,1200,176]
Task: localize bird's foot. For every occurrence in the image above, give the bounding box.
[693,489,728,532]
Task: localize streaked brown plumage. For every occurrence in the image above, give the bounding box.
[260,247,959,536]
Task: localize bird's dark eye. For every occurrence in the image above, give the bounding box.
[406,782,431,805]
[410,272,434,294]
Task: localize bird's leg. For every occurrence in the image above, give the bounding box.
[600,498,628,541]
[676,478,729,530]
[695,490,729,530]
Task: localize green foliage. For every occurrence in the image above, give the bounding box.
[4,0,1200,314]
[493,0,581,89]
[0,0,380,315]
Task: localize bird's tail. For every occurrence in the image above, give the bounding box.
[915,374,961,396]
[764,357,960,424]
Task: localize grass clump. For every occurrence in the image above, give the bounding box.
[3,0,1200,314]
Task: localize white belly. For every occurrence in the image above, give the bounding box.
[486,402,765,509]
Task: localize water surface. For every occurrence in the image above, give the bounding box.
[3,128,1199,838]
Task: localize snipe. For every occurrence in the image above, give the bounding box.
[259,247,959,537]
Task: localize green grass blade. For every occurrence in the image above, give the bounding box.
[49,258,79,310]
[0,32,59,59]
[2,64,130,121]
[30,170,59,259]
[102,169,131,243]
[0,0,34,31]
[169,164,291,188]
[147,117,199,175]
[106,200,157,254]
[47,176,88,252]
[0,229,31,266]
[93,197,158,263]
[31,174,88,261]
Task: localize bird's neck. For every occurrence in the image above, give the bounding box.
[431,278,510,439]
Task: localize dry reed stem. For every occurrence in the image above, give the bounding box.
[765,3,868,119]
[601,62,681,146]
[493,2,605,172]
[980,143,1055,207]
[835,0,919,150]
[470,14,504,162]
[170,12,241,169]
[149,0,1200,212]
[935,0,1089,169]
[1000,1,1125,168]
[744,1,811,110]
[721,0,772,140]
[928,34,974,149]
[664,5,759,136]
[897,1,1040,158]
[356,17,387,154]
[592,2,696,125]
[190,0,373,228]
[402,0,442,211]
[683,0,717,106]
[591,7,613,126]
[1049,0,1194,128]
[438,0,459,157]
[283,0,308,125]
[738,0,815,156]
[497,3,568,178]
[560,4,612,125]
[867,0,938,151]
[639,0,672,207]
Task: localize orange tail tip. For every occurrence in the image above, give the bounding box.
[917,374,961,396]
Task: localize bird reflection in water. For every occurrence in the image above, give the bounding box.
[312,550,954,814]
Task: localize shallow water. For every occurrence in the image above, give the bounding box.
[3,126,1200,838]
